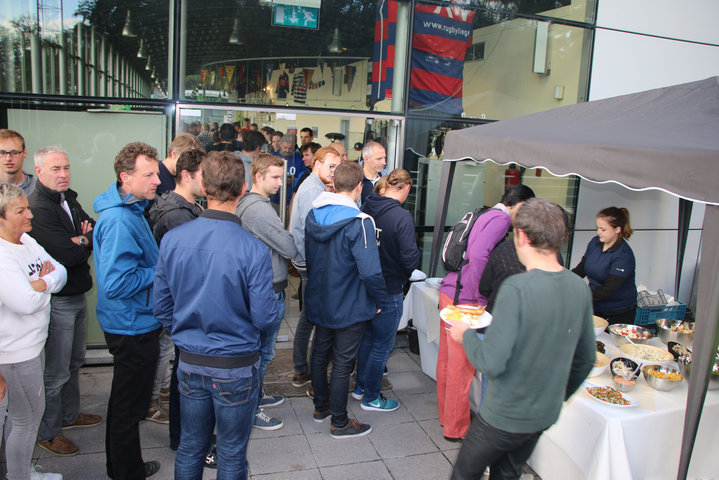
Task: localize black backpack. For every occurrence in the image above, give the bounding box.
[441,207,493,303]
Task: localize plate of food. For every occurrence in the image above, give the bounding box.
[582,381,639,408]
[440,304,492,330]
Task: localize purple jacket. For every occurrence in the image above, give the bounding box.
[439,206,511,305]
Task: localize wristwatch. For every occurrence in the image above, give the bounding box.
[79,236,88,246]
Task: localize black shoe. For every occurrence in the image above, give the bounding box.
[313,409,331,423]
[443,435,463,443]
[383,366,389,376]
[144,460,161,477]
[204,447,217,469]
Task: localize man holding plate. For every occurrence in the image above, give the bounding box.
[448,198,595,479]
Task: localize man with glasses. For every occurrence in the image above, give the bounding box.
[0,129,37,195]
[288,146,341,390]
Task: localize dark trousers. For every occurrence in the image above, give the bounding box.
[596,305,637,326]
[169,345,181,448]
[451,413,542,480]
[310,321,366,428]
[104,328,161,480]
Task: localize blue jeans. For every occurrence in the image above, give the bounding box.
[356,293,402,403]
[38,294,87,442]
[258,290,285,408]
[310,321,366,428]
[175,368,258,480]
[292,270,314,374]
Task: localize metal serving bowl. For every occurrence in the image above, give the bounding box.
[642,365,683,391]
[611,375,638,392]
[677,357,719,391]
[655,319,694,345]
[609,357,640,393]
[607,324,654,347]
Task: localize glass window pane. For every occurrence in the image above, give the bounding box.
[409,2,594,120]
[180,1,388,112]
[0,1,169,99]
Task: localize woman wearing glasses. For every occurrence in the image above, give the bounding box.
[0,183,66,479]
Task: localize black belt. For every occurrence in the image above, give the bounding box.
[179,350,259,369]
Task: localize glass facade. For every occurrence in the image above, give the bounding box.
[0,0,596,344]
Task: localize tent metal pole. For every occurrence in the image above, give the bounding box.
[676,203,719,480]
[675,198,693,298]
[429,159,457,277]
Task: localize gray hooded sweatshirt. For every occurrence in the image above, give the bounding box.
[236,192,298,292]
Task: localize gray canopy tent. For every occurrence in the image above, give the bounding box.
[429,77,719,480]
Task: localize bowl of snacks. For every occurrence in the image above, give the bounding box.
[588,352,610,378]
[677,353,719,391]
[620,343,674,365]
[593,315,609,337]
[655,319,694,345]
[607,324,654,347]
[596,340,606,354]
[610,357,640,392]
[643,365,683,391]
[667,341,691,362]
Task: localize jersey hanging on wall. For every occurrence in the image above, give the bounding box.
[410,2,476,115]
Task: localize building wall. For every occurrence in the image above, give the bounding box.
[571,0,719,303]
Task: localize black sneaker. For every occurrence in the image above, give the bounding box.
[204,447,217,469]
[330,419,371,439]
[144,460,160,477]
[313,409,331,423]
[383,366,389,376]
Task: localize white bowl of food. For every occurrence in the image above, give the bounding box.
[593,316,609,337]
[620,343,674,365]
[587,351,610,377]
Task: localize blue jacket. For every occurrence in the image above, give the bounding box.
[581,236,637,313]
[153,210,277,364]
[305,192,390,329]
[93,184,160,335]
[361,193,421,294]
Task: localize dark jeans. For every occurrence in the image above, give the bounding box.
[104,328,160,480]
[452,413,542,480]
[169,345,181,448]
[292,269,314,373]
[356,293,403,402]
[310,321,366,428]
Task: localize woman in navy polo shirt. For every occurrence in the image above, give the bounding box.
[572,207,637,325]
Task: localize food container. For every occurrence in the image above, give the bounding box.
[588,352,610,378]
[666,341,691,362]
[612,375,638,392]
[655,318,694,345]
[620,343,674,365]
[610,357,640,391]
[607,324,654,347]
[677,357,719,391]
[642,365,683,391]
[593,315,609,337]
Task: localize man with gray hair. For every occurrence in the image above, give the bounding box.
[360,141,388,203]
[28,146,102,457]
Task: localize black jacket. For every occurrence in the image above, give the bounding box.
[27,182,95,296]
[148,191,203,244]
[361,193,421,294]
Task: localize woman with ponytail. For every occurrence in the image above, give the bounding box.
[572,207,637,325]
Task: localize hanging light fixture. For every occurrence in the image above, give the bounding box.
[122,10,137,37]
[328,28,345,53]
[228,18,242,45]
[137,39,147,58]
[145,55,152,71]
[151,69,156,80]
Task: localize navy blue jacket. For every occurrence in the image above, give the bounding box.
[576,236,637,313]
[361,193,421,294]
[305,193,390,329]
[153,210,277,374]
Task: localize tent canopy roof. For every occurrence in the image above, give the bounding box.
[443,77,719,205]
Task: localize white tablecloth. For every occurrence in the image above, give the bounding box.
[528,332,719,480]
[399,282,440,342]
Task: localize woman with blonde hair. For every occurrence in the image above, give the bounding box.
[0,183,66,479]
[572,207,637,325]
[354,169,421,411]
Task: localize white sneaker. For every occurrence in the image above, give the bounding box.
[31,465,63,480]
